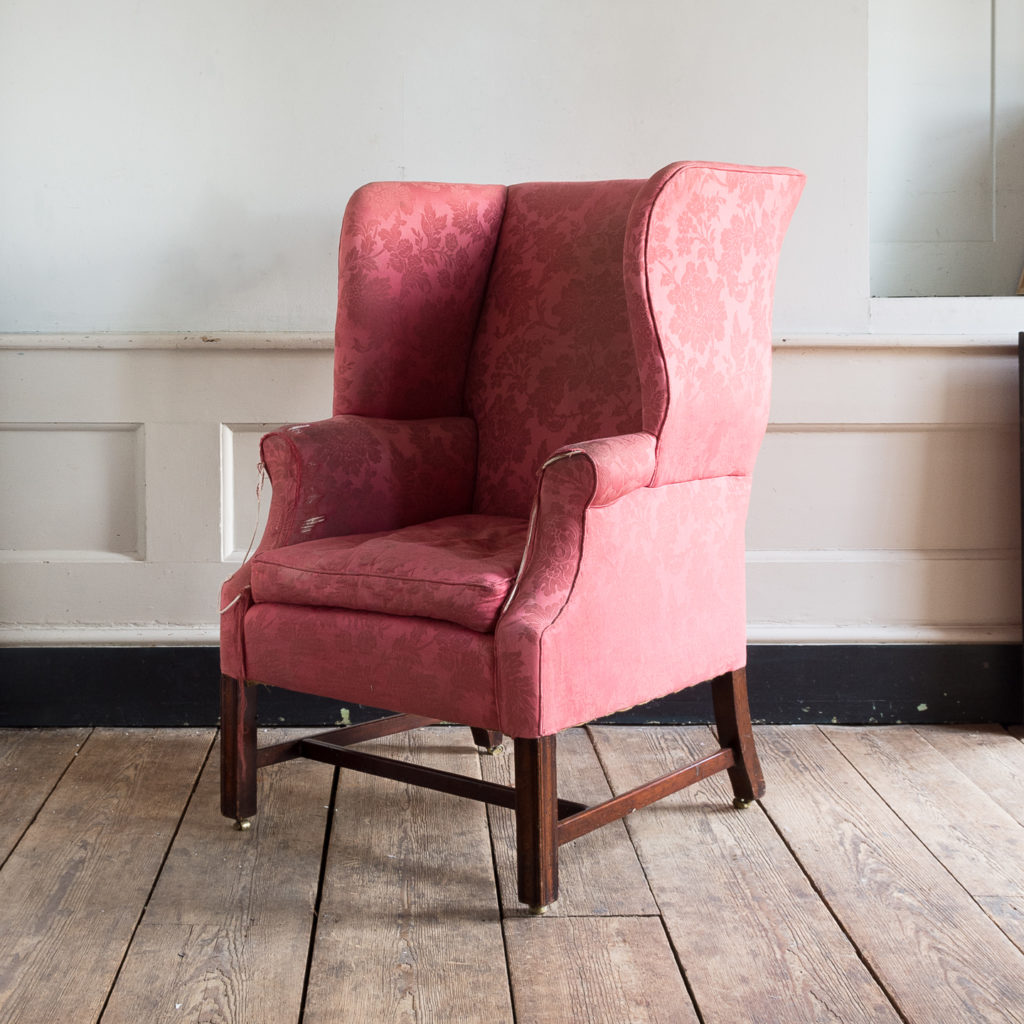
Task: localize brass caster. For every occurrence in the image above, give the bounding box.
[484,745,504,756]
[733,797,755,810]
[528,904,549,916]
[234,817,253,831]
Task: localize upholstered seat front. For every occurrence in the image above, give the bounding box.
[250,514,528,632]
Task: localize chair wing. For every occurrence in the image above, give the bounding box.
[625,162,806,485]
[333,181,507,419]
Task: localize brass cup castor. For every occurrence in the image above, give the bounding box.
[234,818,253,831]
[733,797,755,810]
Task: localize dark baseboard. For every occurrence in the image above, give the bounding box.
[1,644,1020,727]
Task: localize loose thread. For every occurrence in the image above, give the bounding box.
[239,461,266,565]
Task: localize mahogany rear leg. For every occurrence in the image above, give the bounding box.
[220,673,257,828]
[711,667,766,808]
[514,735,559,913]
[470,727,504,753]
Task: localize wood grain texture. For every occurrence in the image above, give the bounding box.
[978,897,1024,954]
[758,725,1024,1024]
[504,917,698,1024]
[302,726,513,1024]
[0,729,213,1024]
[101,730,332,1024]
[0,728,89,863]
[824,725,1024,896]
[480,728,658,918]
[710,668,765,801]
[2,723,1022,1022]
[592,725,902,1024]
[913,724,1024,828]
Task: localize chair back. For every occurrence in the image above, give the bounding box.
[331,165,805,518]
[465,179,646,517]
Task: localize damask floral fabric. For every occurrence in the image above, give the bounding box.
[465,179,647,518]
[219,413,477,679]
[334,182,507,419]
[625,163,805,485]
[243,603,502,730]
[258,414,477,548]
[497,474,752,736]
[548,432,657,507]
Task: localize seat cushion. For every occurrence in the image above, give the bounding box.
[250,514,528,633]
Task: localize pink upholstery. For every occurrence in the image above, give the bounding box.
[334,182,506,419]
[466,179,646,518]
[220,162,804,738]
[258,415,478,549]
[625,163,806,485]
[250,515,528,633]
[496,468,752,734]
[244,604,502,730]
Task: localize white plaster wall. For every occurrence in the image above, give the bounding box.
[0,0,1021,646]
[0,0,865,334]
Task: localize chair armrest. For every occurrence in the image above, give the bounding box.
[547,432,657,507]
[499,432,656,625]
[256,414,477,552]
[219,414,477,680]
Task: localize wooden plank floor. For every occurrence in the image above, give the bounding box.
[1,724,1023,1023]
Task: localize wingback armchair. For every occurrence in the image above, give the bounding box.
[220,161,804,912]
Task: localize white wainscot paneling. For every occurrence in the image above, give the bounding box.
[0,335,1020,646]
[747,342,1022,642]
[0,424,144,560]
[749,425,1018,552]
[0,336,332,644]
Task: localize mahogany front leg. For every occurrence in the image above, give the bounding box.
[220,673,257,827]
[514,735,559,913]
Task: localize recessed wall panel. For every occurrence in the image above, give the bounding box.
[749,425,1019,553]
[0,424,143,559]
[221,424,280,561]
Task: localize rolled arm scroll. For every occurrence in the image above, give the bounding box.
[500,431,656,626]
[547,432,657,507]
[493,431,655,734]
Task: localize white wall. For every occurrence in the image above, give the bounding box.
[0,0,865,334]
[0,0,1020,646]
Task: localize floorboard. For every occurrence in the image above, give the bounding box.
[101,731,332,1024]
[0,728,89,864]
[504,917,697,1024]
[0,729,212,1024]
[977,896,1024,954]
[2,723,1023,1023]
[758,725,1024,1024]
[824,725,1024,898]
[592,725,902,1024]
[301,727,513,1024]
[913,724,1024,828]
